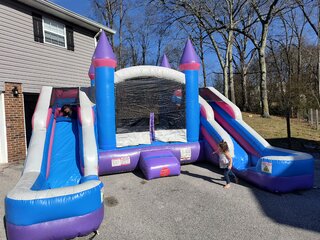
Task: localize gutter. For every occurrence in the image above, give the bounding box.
[17,0,116,34]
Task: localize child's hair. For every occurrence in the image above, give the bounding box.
[219,140,229,153]
[61,104,72,117]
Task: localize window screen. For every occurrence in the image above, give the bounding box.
[43,17,66,47]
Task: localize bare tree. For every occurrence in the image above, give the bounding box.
[90,0,319,118]
[233,32,256,111]
[158,0,240,101]
[92,0,132,68]
[232,0,289,117]
[198,27,207,87]
[92,0,120,47]
[187,23,208,86]
[199,0,238,101]
[226,0,236,103]
[139,27,150,65]
[124,17,139,65]
[296,0,320,107]
[252,0,282,117]
[232,3,257,110]
[118,0,124,68]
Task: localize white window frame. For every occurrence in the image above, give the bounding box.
[42,17,67,48]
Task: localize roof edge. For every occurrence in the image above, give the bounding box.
[17,0,116,34]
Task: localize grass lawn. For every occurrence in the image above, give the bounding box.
[242,112,320,155]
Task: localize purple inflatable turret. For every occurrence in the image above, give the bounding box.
[88,63,95,86]
[179,39,200,142]
[160,54,171,68]
[179,39,200,71]
[92,31,117,150]
[92,31,117,68]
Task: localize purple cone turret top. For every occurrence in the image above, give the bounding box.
[88,63,95,80]
[179,39,200,71]
[92,31,117,68]
[160,54,171,68]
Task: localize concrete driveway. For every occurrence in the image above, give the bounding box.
[1,160,320,240]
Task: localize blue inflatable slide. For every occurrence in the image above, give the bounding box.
[5,87,104,240]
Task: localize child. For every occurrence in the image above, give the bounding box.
[217,140,238,189]
[61,104,73,118]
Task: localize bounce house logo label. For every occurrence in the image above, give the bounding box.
[111,156,131,167]
[261,162,272,174]
[180,148,191,161]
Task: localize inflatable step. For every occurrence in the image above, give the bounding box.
[139,150,180,180]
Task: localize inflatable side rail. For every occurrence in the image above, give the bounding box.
[201,87,314,192]
[202,87,270,148]
[24,86,52,173]
[199,96,235,157]
[79,90,99,177]
[5,87,103,240]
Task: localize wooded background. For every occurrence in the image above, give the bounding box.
[91,0,320,118]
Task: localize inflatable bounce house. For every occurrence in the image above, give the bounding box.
[5,31,314,239]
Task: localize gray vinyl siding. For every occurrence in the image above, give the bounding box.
[0,0,96,93]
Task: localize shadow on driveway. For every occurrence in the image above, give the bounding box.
[193,159,320,233]
[180,170,225,187]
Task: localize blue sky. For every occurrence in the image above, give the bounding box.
[48,0,217,84]
[49,0,318,85]
[50,0,93,19]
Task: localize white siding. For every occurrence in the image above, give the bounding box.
[0,93,8,163]
[0,0,96,93]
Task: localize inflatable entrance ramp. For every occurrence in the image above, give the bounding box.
[139,150,181,180]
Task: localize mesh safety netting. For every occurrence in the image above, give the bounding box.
[115,77,185,134]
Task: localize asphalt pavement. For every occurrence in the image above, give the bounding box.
[1,160,320,240]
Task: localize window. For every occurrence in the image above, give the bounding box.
[32,13,74,51]
[43,17,66,47]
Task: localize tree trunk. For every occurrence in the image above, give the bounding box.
[105,1,114,48]
[227,0,235,103]
[199,33,207,87]
[142,45,146,65]
[242,65,249,111]
[155,39,162,66]
[223,64,229,98]
[259,48,270,117]
[119,0,123,68]
[207,34,226,95]
[224,30,234,99]
[295,38,301,112]
[228,44,235,103]
[201,56,207,87]
[130,44,137,65]
[297,40,302,83]
[259,23,270,117]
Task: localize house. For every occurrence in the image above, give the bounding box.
[0,0,115,164]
